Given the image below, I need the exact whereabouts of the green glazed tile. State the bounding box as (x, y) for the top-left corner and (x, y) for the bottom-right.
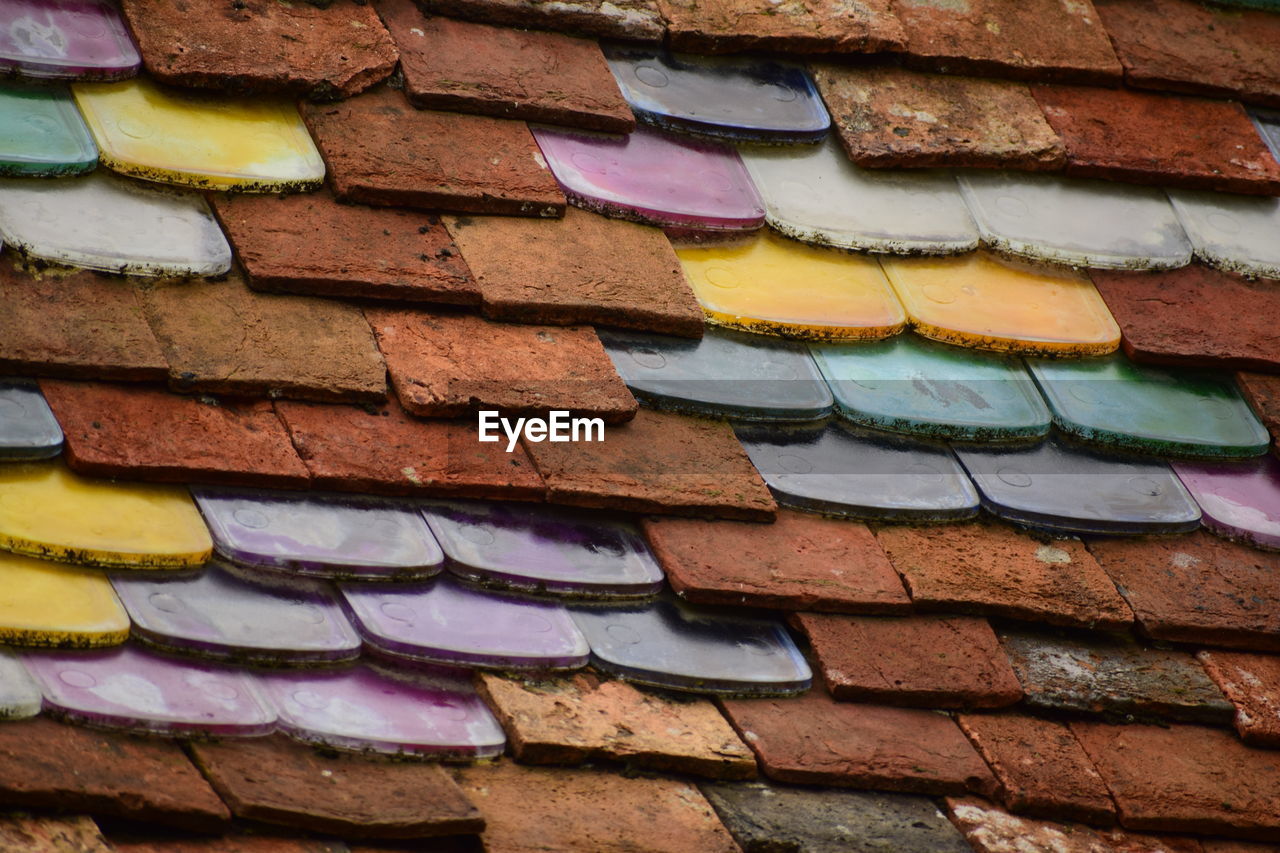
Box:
(811, 334), (1050, 441)
(1027, 354), (1270, 459)
(0, 85), (96, 177)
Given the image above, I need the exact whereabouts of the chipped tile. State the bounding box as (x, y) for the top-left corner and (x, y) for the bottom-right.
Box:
(192, 735), (483, 839)
(874, 522), (1133, 630)
(999, 628), (1233, 724)
(677, 231), (906, 341)
(0, 551), (128, 647)
(73, 78), (324, 192)
(892, 0), (1120, 83)
(138, 272), (387, 404)
(1089, 531), (1280, 651)
(1032, 85), (1280, 196)
(794, 613), (1022, 708)
(455, 762), (741, 852)
(0, 717), (230, 832)
(0, 814), (112, 853)
(369, 309), (636, 422)
(211, 188), (478, 305)
(302, 86), (564, 216)
(947, 797), (1205, 853)
(656, 0), (904, 54)
(523, 407), (776, 520)
(720, 687), (997, 796)
(1174, 456), (1280, 551)
(42, 380), (310, 488)
(956, 714), (1115, 824)
(0, 0), (140, 81)
(275, 398), (545, 500)
(0, 84), (96, 177)
(1167, 191), (1280, 281)
(643, 509), (910, 613)
(1199, 651), (1280, 748)
(0, 460), (211, 570)
(121, 0), (397, 99)
(417, 0), (664, 41)
(384, 1), (633, 133)
(1072, 721), (1280, 840)
(0, 263), (166, 382)
(701, 782), (972, 853)
(444, 207), (703, 336)
(0, 380), (63, 461)
(880, 252), (1120, 356)
(813, 64), (1064, 170)
(476, 670), (756, 778)
(1095, 266), (1280, 372)
(1094, 0), (1280, 108)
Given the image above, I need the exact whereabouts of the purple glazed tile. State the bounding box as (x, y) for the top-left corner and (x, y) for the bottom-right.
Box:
(111, 563), (361, 665)
(339, 575), (589, 671)
(256, 665), (506, 759)
(0, 0), (140, 81)
(1174, 456), (1280, 550)
(23, 644), (275, 736)
(530, 123), (765, 233)
(192, 487), (443, 581)
(419, 500), (664, 599)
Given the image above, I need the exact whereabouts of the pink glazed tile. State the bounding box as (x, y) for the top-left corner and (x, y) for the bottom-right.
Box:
(1174, 455), (1280, 550)
(531, 123), (764, 233)
(0, 0), (140, 81)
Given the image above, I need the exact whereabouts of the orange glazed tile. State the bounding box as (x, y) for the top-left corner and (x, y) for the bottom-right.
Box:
(879, 252), (1120, 356)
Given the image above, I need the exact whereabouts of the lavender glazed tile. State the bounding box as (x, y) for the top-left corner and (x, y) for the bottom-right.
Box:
(531, 123), (765, 233)
(570, 595), (812, 695)
(0, 0), (140, 81)
(1174, 455), (1280, 550)
(193, 487), (443, 581)
(420, 500), (664, 598)
(0, 379), (63, 460)
(111, 562), (361, 665)
(23, 644), (275, 736)
(255, 665), (506, 759)
(340, 575), (589, 671)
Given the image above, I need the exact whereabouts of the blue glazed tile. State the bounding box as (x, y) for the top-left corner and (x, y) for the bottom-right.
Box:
(0, 380), (63, 460)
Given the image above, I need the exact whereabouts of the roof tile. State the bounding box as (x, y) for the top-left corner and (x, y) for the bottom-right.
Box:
(1238, 372), (1280, 446)
(416, 0), (665, 41)
(42, 380), (310, 488)
(120, 0), (398, 99)
(476, 670), (757, 778)
(301, 86), (565, 216)
(657, 0), (905, 54)
(813, 64), (1064, 170)
(947, 797), (1207, 853)
(112, 837), (347, 853)
(0, 550), (129, 647)
(0, 815), (112, 853)
(1198, 650), (1280, 747)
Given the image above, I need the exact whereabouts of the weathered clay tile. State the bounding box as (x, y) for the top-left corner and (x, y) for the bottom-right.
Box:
(112, 838), (347, 853)
(0, 265), (167, 382)
(999, 627), (1234, 725)
(0, 814), (112, 853)
(957, 714), (1115, 825)
(475, 671), (756, 779)
(873, 522), (1133, 631)
(720, 687), (998, 796)
(642, 510), (911, 613)
(1093, 0), (1280, 109)
(191, 736), (483, 839)
(444, 208), (703, 337)
(1093, 266), (1280, 372)
(0, 718), (229, 832)
(1072, 721), (1280, 840)
(658, 0), (904, 54)
(120, 0), (398, 99)
(454, 762), (742, 852)
(137, 272), (387, 404)
(301, 86), (565, 216)
(212, 189), (479, 305)
(275, 397), (545, 499)
(890, 0), (1122, 84)
(414, 0), (665, 41)
(521, 407), (776, 520)
(813, 65), (1064, 170)
(41, 380), (310, 488)
(792, 612), (1022, 708)
(1088, 532), (1280, 651)
(367, 309), (637, 422)
(948, 797), (1208, 853)
(1032, 85), (1280, 196)
(381, 0), (633, 133)
(1198, 651), (1280, 747)
(1238, 372), (1280, 446)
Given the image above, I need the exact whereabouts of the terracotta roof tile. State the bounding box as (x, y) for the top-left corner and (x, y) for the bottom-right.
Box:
(1238, 372), (1280, 446)
(948, 797), (1208, 853)
(41, 380), (311, 488)
(112, 838), (348, 853)
(657, 0), (905, 54)
(1198, 650), (1280, 748)
(415, 0), (665, 41)
(0, 814), (112, 853)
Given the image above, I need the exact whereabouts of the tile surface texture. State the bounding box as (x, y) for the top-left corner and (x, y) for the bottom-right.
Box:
(1199, 651), (1280, 747)
(656, 0), (904, 54)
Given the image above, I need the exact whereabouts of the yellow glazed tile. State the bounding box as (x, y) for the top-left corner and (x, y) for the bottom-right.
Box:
(0, 551), (129, 647)
(676, 230), (907, 341)
(0, 461), (211, 570)
(72, 78), (324, 192)
(879, 251), (1122, 356)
